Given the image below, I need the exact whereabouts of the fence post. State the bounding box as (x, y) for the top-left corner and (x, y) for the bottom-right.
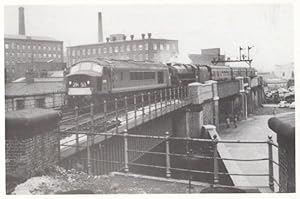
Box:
(165, 89), (168, 109)
(57, 130), (61, 163)
(148, 92), (151, 120)
(115, 98), (119, 134)
(86, 103), (93, 175)
(213, 135), (219, 186)
(104, 100), (107, 133)
(187, 149), (194, 193)
(165, 131), (171, 178)
(52, 93), (55, 108)
(125, 96), (128, 130)
(124, 130), (129, 173)
(173, 88), (176, 110)
(134, 95), (137, 127)
(268, 135), (274, 191)
(160, 90), (163, 115)
(75, 106), (79, 153)
(154, 91), (157, 118)
(141, 93), (144, 123)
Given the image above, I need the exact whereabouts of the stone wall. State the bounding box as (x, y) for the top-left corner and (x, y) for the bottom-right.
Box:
(6, 109), (60, 179)
(277, 136), (295, 192)
(6, 128), (59, 178)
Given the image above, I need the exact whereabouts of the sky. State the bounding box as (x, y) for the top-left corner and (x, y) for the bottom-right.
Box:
(4, 4), (294, 72)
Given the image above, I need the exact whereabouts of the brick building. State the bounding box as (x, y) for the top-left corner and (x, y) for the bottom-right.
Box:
(4, 34), (64, 82)
(189, 48), (225, 65)
(67, 33), (179, 66)
(4, 7), (65, 82)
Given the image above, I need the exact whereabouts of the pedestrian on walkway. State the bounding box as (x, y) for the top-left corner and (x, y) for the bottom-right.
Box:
(233, 114), (238, 128)
(226, 116), (230, 128)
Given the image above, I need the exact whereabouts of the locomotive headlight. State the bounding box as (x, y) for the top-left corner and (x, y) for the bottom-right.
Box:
(68, 81), (72, 85)
(87, 80), (90, 85)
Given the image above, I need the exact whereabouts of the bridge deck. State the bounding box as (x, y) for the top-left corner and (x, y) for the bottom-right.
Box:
(60, 99), (191, 159)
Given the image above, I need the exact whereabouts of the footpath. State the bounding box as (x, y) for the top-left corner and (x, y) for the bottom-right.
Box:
(217, 110), (294, 192)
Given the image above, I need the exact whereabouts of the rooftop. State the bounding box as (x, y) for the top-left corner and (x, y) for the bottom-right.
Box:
(5, 34), (61, 42)
(5, 81), (65, 97)
(68, 38), (178, 48)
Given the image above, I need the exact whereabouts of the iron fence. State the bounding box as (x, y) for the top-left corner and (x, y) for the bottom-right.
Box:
(59, 129), (280, 192)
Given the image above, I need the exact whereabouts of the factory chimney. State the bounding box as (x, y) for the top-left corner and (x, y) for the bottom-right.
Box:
(98, 12), (103, 42)
(19, 7), (25, 35)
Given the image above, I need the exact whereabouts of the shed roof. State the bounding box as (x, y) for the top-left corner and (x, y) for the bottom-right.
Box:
(5, 81), (65, 97)
(5, 34), (61, 42)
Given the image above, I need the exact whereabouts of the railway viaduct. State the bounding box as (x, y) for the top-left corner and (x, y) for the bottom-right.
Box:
(6, 76), (265, 189)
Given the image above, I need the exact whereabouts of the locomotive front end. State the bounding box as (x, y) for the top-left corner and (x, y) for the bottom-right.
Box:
(66, 61), (104, 107)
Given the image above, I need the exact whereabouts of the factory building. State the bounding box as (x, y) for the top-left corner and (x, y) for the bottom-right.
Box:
(4, 7), (65, 82)
(67, 12), (179, 66)
(189, 48), (225, 65)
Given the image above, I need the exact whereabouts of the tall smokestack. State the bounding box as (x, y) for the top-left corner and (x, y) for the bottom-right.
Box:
(19, 7), (25, 35)
(98, 12), (103, 43)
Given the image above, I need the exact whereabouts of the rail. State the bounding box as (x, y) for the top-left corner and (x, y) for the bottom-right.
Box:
(59, 131), (281, 192)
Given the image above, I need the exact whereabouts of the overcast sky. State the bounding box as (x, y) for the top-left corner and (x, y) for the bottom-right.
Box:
(4, 4), (293, 71)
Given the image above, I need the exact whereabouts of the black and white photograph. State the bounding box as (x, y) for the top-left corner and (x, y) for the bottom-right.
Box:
(2, 0), (296, 196)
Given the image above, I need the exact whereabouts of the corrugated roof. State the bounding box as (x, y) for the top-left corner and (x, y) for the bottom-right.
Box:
(5, 81), (65, 97)
(5, 34), (61, 42)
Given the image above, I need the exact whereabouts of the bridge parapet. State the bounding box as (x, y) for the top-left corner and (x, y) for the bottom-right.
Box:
(188, 82), (215, 105)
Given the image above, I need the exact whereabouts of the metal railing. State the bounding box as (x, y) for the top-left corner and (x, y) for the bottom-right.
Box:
(59, 86), (192, 148)
(59, 129), (280, 192)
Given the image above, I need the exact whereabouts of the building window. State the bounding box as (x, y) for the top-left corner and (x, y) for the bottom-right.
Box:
(48, 53), (52, 57)
(82, 49), (86, 56)
(120, 45), (124, 52)
(92, 48), (96, 54)
(57, 46), (61, 51)
(22, 45), (26, 49)
(109, 47), (112, 53)
(126, 45), (130, 52)
(53, 54), (56, 58)
(43, 53), (47, 57)
(138, 44), (143, 51)
(43, 46), (46, 50)
(87, 49), (91, 55)
(145, 43), (148, 50)
(153, 43), (157, 50)
(172, 44), (176, 50)
(72, 50), (75, 56)
(53, 46), (56, 50)
(103, 48), (107, 53)
(35, 98), (45, 108)
(98, 48), (101, 54)
(58, 54), (61, 58)
(5, 43), (9, 49)
(38, 45), (41, 50)
(16, 99), (25, 110)
(33, 45), (36, 50)
(160, 44), (164, 50)
(114, 46), (119, 53)
(77, 50), (80, 56)
(132, 44), (136, 51)
(166, 44), (170, 51)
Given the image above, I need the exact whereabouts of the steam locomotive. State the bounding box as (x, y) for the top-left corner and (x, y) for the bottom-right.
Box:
(66, 58), (257, 107)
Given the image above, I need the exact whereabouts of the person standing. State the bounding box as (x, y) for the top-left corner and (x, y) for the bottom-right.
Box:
(233, 114), (238, 128)
(226, 116), (230, 128)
